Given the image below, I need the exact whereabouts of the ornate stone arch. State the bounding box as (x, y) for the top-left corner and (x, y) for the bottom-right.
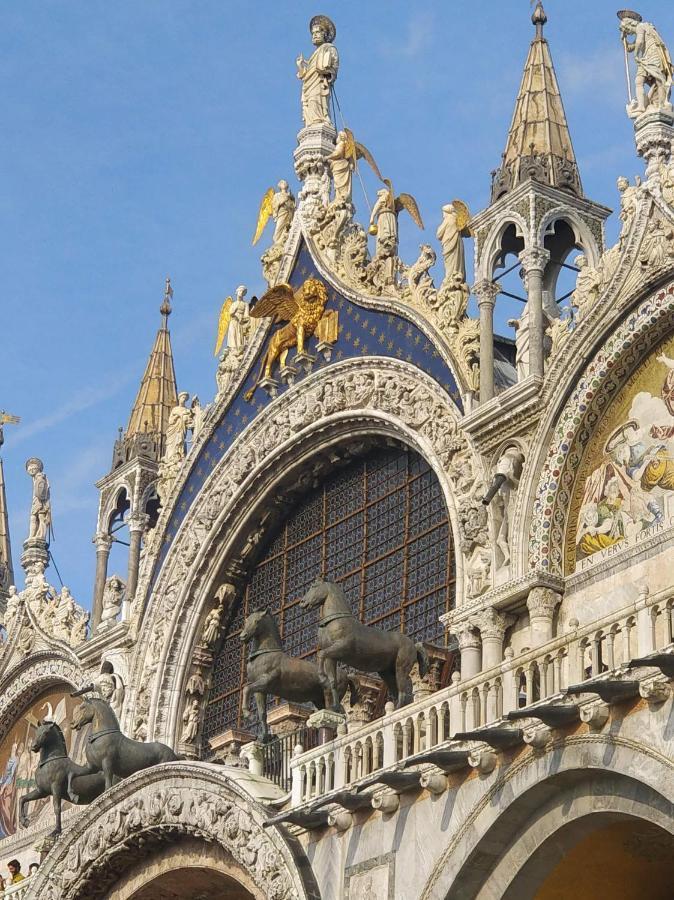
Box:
(475, 212), (529, 282)
(27, 762), (320, 900)
(0, 652), (85, 747)
(127, 358), (479, 743)
(522, 279), (674, 577)
(420, 734), (674, 899)
(537, 206), (602, 267)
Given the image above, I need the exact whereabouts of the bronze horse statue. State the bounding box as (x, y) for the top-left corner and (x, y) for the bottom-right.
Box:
(300, 579), (429, 710)
(240, 609), (357, 741)
(19, 720), (108, 835)
(69, 690), (179, 794)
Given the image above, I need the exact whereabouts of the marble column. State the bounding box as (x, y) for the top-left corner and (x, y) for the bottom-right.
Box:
(454, 623), (481, 680)
(474, 280), (499, 404)
(92, 532), (113, 630)
(126, 513), (148, 605)
(527, 586), (562, 647)
(518, 247), (549, 380)
(470, 608), (515, 670)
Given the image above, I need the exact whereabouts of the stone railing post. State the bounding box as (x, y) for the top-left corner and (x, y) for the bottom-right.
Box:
(454, 622), (482, 679)
(470, 608), (515, 670)
(92, 532), (113, 630)
(290, 744), (305, 806)
(527, 586), (562, 647)
(518, 247), (550, 380)
(474, 279), (499, 403)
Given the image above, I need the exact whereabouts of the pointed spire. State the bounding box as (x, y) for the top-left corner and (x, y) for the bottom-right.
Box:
(0, 457), (14, 598)
(491, 3), (582, 201)
(123, 278), (179, 460)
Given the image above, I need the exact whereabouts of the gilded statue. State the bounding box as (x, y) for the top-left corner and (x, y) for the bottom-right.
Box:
(369, 179), (424, 283)
(214, 285), (251, 357)
(244, 277), (330, 396)
(296, 15), (339, 127)
(252, 181), (296, 247)
(618, 11), (673, 113)
(437, 201), (471, 285)
(327, 129), (382, 205)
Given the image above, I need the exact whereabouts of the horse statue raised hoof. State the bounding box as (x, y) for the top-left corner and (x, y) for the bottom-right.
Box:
(19, 719), (109, 836)
(240, 609), (357, 742)
(69, 687), (180, 794)
(300, 578), (429, 710)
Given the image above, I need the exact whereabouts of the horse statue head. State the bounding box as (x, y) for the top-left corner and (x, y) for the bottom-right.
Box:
(71, 698), (95, 732)
(299, 577), (338, 611)
(240, 609), (270, 644)
(31, 720), (66, 754)
(240, 609), (283, 653)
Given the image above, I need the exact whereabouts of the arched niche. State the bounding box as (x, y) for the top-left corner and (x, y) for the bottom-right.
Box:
(204, 439), (456, 742)
(128, 359), (477, 745)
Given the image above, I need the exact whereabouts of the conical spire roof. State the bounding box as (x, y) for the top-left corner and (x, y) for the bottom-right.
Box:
(0, 457), (14, 596)
(124, 278), (178, 456)
(491, 3), (582, 201)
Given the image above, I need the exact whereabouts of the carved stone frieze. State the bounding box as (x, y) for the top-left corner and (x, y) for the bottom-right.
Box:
(28, 763), (316, 900)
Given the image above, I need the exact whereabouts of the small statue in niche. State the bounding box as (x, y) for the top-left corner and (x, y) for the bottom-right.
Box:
(482, 447), (525, 570)
(99, 575), (125, 631)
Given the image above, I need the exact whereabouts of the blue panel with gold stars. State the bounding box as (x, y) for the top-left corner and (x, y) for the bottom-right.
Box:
(152, 240), (461, 583)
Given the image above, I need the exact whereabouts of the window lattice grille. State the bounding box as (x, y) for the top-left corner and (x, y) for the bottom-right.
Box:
(204, 446), (454, 740)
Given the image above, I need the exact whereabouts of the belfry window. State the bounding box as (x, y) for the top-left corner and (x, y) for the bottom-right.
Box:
(204, 445), (455, 740)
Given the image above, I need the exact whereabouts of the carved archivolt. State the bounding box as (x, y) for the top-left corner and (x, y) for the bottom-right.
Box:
(0, 653), (85, 748)
(27, 762), (318, 900)
(128, 358), (482, 743)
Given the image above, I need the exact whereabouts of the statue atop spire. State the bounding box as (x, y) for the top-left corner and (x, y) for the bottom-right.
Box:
(160, 275), (173, 322)
(618, 10), (673, 117)
(296, 15), (339, 128)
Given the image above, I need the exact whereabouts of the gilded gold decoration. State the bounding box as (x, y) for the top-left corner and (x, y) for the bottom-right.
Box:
(452, 199), (472, 236)
(244, 277), (330, 399)
(316, 308), (339, 344)
(567, 332), (674, 573)
(252, 187), (274, 245)
(213, 296), (233, 357)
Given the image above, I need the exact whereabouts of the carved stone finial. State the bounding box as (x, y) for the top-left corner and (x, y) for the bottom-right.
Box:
(161, 276), (173, 320)
(532, 2), (547, 37)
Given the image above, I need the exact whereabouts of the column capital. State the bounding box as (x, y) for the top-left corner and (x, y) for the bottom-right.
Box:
(518, 247), (550, 274)
(469, 607), (515, 642)
(452, 621), (481, 652)
(526, 586), (562, 619)
(128, 513), (150, 534)
(473, 279), (499, 307)
(93, 532), (113, 552)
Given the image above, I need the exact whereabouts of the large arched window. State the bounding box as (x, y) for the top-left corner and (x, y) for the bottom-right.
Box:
(204, 444), (455, 740)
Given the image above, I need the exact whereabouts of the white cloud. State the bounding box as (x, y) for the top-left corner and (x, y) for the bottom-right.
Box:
(380, 12), (435, 60)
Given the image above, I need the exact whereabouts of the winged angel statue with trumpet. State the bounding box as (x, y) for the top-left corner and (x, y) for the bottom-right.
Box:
(244, 277), (330, 400)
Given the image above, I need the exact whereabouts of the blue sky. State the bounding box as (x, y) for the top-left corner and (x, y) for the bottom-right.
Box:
(1, 1), (667, 605)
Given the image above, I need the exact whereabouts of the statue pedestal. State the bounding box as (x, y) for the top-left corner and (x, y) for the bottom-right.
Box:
(307, 708), (347, 743)
(267, 702), (311, 738)
(21, 537), (49, 582)
(632, 107), (674, 179)
(294, 122), (336, 214)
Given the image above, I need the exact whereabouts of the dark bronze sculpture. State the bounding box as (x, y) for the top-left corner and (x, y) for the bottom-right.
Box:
(69, 689), (179, 792)
(299, 578), (429, 709)
(19, 720), (108, 835)
(240, 609), (356, 741)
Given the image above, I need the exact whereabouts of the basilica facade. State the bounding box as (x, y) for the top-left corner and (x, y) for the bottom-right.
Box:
(0, 5), (673, 898)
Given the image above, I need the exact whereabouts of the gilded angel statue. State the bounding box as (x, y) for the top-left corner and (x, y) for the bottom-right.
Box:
(244, 277), (330, 398)
(369, 179), (424, 282)
(327, 128), (383, 205)
(252, 180), (296, 247)
(213, 285), (251, 357)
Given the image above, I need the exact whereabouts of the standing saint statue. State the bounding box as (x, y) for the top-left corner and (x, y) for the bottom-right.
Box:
(619, 11), (673, 113)
(296, 15), (339, 127)
(163, 392), (193, 465)
(271, 181), (296, 244)
(25, 458), (51, 542)
(436, 202), (469, 285)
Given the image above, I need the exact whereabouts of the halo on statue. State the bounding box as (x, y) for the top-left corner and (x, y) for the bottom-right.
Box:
(310, 14), (336, 43)
(616, 9), (642, 22)
(452, 199), (472, 237)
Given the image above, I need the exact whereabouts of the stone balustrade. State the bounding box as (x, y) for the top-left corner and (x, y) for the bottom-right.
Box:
(288, 588), (674, 809)
(3, 877), (32, 898)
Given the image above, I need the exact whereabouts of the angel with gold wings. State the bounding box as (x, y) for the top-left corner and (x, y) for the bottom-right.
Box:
(369, 179), (424, 280)
(327, 128), (383, 205)
(437, 200), (471, 284)
(252, 180), (296, 247)
(213, 285), (251, 358)
(244, 277), (329, 399)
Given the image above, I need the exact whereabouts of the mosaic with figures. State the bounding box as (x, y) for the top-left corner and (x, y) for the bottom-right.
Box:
(204, 445), (454, 739)
(567, 332), (674, 574)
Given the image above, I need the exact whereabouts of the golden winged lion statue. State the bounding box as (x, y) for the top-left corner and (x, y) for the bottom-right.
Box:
(244, 277), (329, 401)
